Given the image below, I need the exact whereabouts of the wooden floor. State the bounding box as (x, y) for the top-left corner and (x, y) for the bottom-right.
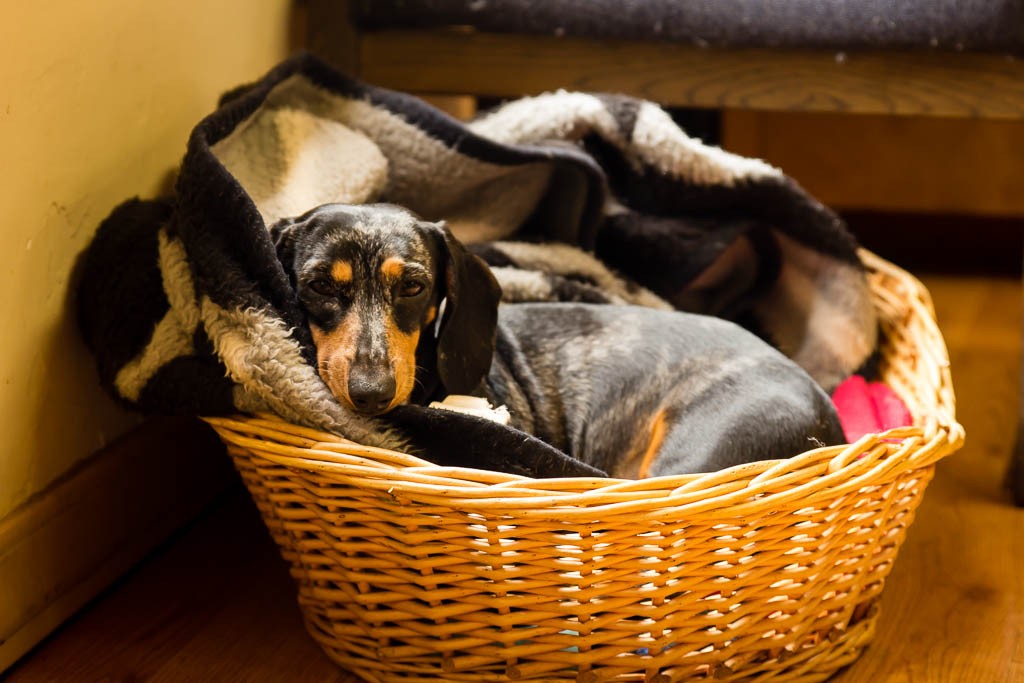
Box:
(5, 272), (1023, 683)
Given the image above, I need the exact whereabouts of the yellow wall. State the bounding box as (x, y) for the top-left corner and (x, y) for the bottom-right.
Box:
(0, 1), (295, 520)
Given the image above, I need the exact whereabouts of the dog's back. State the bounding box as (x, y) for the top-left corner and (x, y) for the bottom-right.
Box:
(487, 303), (844, 477)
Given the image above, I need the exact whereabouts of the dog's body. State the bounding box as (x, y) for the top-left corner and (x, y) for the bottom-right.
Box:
(490, 304), (841, 477)
(272, 203), (844, 477)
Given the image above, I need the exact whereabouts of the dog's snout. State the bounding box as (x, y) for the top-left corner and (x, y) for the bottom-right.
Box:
(348, 369), (397, 414)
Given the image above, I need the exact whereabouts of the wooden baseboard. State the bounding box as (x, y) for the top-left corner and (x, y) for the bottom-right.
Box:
(0, 416), (234, 673)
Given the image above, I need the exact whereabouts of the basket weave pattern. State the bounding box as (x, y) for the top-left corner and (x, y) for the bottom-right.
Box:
(206, 252), (963, 682)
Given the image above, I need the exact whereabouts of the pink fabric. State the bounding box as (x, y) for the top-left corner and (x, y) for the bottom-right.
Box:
(831, 375), (913, 442)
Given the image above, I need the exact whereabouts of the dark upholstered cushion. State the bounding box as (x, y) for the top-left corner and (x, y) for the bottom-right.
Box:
(352, 0), (1024, 52)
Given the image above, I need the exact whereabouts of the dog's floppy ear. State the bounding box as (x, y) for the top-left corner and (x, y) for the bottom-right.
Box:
(429, 221), (502, 395)
(268, 217), (302, 285)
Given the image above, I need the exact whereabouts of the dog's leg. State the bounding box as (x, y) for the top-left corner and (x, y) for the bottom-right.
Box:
(641, 386), (843, 478)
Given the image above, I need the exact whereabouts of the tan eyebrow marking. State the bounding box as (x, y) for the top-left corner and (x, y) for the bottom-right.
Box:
(331, 260), (352, 283)
(381, 257), (406, 280)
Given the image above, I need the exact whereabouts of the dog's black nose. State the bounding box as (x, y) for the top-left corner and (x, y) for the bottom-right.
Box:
(348, 373), (397, 414)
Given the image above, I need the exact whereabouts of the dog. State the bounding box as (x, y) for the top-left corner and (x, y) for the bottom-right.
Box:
(271, 203), (845, 478)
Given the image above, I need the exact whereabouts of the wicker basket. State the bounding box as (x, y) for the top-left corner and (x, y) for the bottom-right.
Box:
(205, 251), (963, 683)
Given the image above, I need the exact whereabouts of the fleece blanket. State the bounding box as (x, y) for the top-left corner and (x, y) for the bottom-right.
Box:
(77, 53), (877, 476)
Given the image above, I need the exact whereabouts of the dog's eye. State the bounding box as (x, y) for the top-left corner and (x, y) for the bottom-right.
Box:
(307, 279), (336, 296)
(397, 280), (425, 298)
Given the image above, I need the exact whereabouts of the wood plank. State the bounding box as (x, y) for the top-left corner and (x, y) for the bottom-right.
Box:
(723, 111), (1024, 215)
(3, 490), (355, 683)
(0, 417), (233, 674)
(1015, 251), (1024, 506)
(419, 94), (478, 121)
(307, 0), (359, 75)
(358, 29), (1024, 119)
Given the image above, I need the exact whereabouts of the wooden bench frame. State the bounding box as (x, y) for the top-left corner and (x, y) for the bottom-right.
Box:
(309, 3), (1024, 119)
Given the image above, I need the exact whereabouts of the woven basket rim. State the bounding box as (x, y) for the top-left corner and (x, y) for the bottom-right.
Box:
(204, 250), (964, 517)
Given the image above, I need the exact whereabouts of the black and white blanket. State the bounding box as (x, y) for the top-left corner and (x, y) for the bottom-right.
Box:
(77, 53), (876, 477)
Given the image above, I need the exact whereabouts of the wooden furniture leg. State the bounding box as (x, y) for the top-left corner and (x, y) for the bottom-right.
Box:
(1012, 248), (1024, 505)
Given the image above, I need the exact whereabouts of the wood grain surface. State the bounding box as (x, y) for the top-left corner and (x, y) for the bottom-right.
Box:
(355, 30), (1024, 120)
(0, 416), (233, 675)
(4, 273), (1022, 682)
(4, 488), (357, 683)
(723, 112), (1024, 216)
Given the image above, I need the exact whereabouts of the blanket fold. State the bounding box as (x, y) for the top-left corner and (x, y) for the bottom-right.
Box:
(77, 53), (877, 477)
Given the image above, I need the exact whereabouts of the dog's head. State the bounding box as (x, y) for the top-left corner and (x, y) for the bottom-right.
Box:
(271, 203), (501, 415)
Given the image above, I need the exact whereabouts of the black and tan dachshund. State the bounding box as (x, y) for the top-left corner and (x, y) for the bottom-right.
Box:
(271, 203), (845, 478)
